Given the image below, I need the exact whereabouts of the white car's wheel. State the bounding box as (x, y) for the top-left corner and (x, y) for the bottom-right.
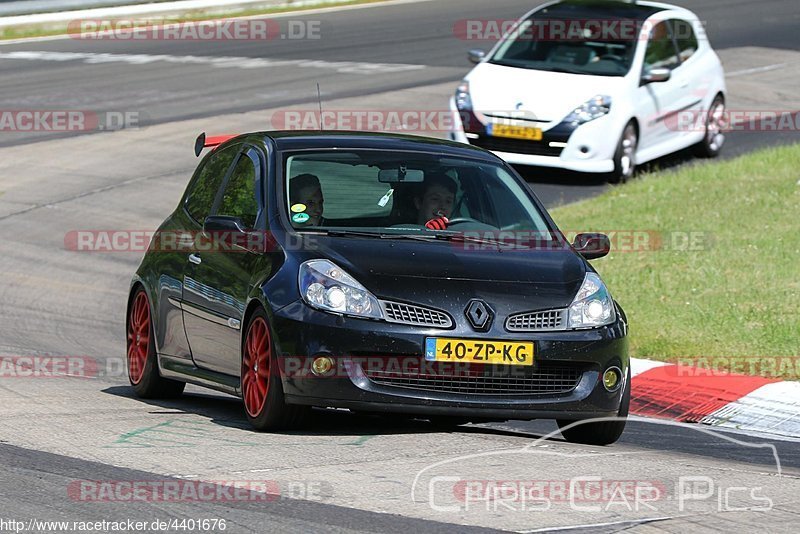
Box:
(694, 95), (726, 158)
(607, 121), (638, 184)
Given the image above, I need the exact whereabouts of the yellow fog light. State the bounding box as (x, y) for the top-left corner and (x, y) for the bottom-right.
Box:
(311, 356), (334, 376)
(603, 367), (621, 391)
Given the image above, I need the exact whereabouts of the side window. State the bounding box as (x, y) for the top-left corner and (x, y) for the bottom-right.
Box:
(672, 19), (698, 62)
(643, 21), (680, 71)
(185, 146), (238, 224)
(218, 150), (259, 229)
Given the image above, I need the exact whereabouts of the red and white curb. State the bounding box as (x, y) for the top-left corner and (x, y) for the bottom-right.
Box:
(630, 358), (800, 439)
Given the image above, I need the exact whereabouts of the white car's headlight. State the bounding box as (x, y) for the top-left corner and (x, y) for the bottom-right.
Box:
(299, 259), (383, 319)
(455, 81), (472, 111)
(567, 272), (616, 328)
(564, 95), (612, 125)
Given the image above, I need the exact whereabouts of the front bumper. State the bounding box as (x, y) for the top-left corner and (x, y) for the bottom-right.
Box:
(448, 97), (617, 174)
(272, 301), (629, 421)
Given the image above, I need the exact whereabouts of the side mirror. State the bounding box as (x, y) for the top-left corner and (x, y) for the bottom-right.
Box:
(203, 215), (246, 235)
(468, 49), (486, 64)
(573, 232), (610, 260)
(641, 67), (671, 84)
(203, 215), (273, 253)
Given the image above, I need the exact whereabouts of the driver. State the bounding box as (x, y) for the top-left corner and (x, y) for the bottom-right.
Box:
(415, 173), (457, 227)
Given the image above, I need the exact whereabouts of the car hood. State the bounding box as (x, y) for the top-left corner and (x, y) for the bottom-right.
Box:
(466, 62), (626, 123)
(303, 236), (587, 310)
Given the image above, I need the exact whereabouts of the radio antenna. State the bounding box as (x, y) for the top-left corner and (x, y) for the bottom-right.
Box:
(316, 83), (323, 131)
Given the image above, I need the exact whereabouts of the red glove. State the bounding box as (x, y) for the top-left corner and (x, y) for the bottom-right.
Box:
(425, 216), (449, 231)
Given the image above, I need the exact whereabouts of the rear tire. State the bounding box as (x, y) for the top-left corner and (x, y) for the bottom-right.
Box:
(693, 95), (726, 158)
(607, 121), (638, 184)
(127, 288), (185, 399)
(557, 367), (630, 446)
(241, 308), (308, 431)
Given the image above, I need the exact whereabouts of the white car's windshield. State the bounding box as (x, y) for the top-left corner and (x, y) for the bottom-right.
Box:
(284, 150), (554, 243)
(490, 16), (638, 77)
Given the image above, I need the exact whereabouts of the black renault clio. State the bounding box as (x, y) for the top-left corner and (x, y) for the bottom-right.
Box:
(127, 131), (629, 445)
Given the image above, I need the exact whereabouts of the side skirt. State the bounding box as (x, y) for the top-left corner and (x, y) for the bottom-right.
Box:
(158, 354), (241, 397)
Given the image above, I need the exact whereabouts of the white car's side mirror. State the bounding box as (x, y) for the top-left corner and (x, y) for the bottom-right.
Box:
(641, 67), (672, 84)
(468, 49), (486, 64)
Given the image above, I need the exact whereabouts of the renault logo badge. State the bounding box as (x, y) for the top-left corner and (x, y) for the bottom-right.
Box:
(465, 300), (493, 331)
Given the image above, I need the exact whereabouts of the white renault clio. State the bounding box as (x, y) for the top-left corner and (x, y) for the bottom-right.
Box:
(449, 0), (727, 183)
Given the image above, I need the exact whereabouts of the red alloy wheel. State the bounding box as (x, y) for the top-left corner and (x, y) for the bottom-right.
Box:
(242, 316), (271, 418)
(127, 291), (150, 385)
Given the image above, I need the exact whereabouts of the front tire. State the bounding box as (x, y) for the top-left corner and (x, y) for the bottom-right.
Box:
(607, 121), (638, 184)
(693, 95), (726, 158)
(557, 367), (630, 446)
(127, 288), (185, 398)
(241, 308), (307, 431)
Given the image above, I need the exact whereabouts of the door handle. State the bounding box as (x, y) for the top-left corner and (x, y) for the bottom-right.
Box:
(188, 253), (202, 265)
(679, 79), (689, 88)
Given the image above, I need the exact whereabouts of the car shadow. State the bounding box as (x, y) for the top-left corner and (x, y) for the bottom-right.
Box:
(101, 385), (557, 442)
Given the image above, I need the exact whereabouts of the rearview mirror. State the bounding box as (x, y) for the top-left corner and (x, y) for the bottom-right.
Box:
(641, 67), (671, 84)
(573, 232), (610, 260)
(468, 49), (486, 64)
(378, 168), (425, 183)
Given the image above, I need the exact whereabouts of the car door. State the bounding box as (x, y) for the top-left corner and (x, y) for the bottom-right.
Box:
(635, 20), (684, 152)
(667, 18), (706, 140)
(181, 146), (267, 376)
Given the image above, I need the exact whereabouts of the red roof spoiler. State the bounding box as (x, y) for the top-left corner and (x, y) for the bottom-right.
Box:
(194, 132), (237, 157)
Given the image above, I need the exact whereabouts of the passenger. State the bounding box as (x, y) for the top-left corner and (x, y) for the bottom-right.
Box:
(289, 173), (324, 226)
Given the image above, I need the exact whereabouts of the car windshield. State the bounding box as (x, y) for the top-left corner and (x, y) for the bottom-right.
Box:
(489, 15), (639, 77)
(283, 150), (555, 245)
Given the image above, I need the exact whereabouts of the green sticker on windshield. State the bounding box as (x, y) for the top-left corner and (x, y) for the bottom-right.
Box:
(292, 213), (310, 224)
(291, 203), (307, 213)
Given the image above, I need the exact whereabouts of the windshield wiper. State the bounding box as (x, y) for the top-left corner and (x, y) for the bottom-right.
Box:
(322, 229), (532, 251)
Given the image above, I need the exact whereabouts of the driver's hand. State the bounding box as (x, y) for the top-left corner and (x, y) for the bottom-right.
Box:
(425, 216), (449, 231)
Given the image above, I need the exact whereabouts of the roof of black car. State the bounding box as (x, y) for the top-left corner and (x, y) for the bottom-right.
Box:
(538, 0), (668, 21)
(259, 130), (503, 161)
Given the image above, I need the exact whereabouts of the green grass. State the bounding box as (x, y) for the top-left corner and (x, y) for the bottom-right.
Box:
(550, 144), (800, 376)
(0, 0), (386, 40)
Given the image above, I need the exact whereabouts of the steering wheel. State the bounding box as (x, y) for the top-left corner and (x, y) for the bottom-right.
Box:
(598, 54), (624, 61)
(442, 217), (483, 227)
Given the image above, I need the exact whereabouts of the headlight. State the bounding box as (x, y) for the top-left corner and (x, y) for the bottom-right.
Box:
(564, 95), (612, 125)
(455, 81), (472, 111)
(299, 259), (383, 320)
(567, 272), (616, 328)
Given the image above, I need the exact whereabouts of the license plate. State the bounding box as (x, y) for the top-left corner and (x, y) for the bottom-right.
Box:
(425, 338), (534, 366)
(490, 123), (543, 141)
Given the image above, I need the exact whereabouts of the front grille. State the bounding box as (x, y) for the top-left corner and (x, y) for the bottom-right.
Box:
(506, 309), (567, 332)
(380, 300), (453, 328)
(363, 361), (585, 396)
(470, 135), (564, 157)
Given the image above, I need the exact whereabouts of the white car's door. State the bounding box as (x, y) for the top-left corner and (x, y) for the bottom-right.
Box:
(634, 20), (685, 156)
(666, 18), (708, 141)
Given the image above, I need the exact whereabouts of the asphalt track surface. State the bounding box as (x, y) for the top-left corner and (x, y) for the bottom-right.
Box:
(0, 0), (799, 532)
